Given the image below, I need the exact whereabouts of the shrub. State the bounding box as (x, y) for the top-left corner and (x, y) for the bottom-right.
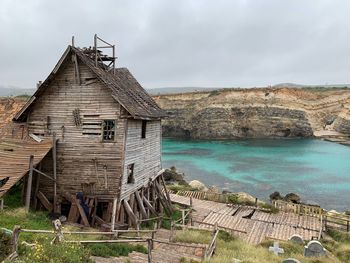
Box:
(18, 241), (92, 263)
(0, 230), (12, 261)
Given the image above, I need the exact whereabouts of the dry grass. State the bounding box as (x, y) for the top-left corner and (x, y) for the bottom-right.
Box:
(175, 229), (343, 263)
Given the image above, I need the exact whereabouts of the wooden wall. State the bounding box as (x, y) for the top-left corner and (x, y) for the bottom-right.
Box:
(27, 57), (125, 200)
(120, 120), (162, 200)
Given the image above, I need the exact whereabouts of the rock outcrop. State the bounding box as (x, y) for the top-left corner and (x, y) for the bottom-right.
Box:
(154, 87), (350, 139)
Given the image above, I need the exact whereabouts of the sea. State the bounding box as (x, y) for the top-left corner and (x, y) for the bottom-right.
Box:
(162, 138), (350, 212)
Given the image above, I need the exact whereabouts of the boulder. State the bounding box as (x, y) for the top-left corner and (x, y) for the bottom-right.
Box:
(189, 180), (208, 191)
(163, 167), (185, 183)
(269, 191), (283, 201)
(207, 185), (220, 194)
(236, 192), (256, 203)
(284, 193), (301, 204)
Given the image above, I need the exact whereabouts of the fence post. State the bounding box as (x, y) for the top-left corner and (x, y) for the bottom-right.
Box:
(52, 219), (64, 244)
(11, 225), (21, 254)
(169, 221), (174, 242)
(147, 239), (153, 263)
(182, 209), (185, 227)
(347, 220), (349, 232)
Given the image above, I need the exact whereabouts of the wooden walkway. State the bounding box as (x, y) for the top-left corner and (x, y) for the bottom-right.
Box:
(170, 193), (321, 244)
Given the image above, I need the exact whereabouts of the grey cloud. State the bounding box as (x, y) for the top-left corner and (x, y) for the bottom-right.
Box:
(0, 0), (350, 89)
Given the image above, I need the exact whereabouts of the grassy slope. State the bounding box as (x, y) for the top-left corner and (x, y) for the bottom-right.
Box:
(175, 229), (345, 263)
(0, 187), (149, 262)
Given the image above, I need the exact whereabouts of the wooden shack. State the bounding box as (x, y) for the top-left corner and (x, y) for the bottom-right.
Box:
(0, 36), (171, 229)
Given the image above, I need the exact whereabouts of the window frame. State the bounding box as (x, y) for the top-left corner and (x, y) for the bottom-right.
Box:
(102, 119), (116, 142)
(141, 120), (147, 139)
(126, 163), (135, 184)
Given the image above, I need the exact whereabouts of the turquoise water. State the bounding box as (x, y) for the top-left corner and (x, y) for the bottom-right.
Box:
(162, 138), (350, 211)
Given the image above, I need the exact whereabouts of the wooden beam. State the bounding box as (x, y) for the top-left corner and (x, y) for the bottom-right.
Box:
(154, 181), (172, 215)
(25, 155), (34, 213)
(68, 202), (79, 222)
(135, 190), (148, 219)
(52, 133), (57, 213)
(37, 191), (53, 212)
(111, 198), (118, 231)
(160, 174), (173, 212)
(123, 200), (138, 228)
(33, 167), (41, 209)
(75, 198), (90, 227)
(143, 196), (157, 216)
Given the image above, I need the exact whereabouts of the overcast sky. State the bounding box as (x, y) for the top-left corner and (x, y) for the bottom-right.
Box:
(0, 0), (350, 90)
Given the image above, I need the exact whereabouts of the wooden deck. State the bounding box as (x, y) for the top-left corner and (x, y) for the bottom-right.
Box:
(170, 193), (321, 244)
(0, 138), (53, 198)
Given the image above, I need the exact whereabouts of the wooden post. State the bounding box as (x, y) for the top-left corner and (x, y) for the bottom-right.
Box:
(0, 198), (3, 211)
(135, 190), (148, 219)
(52, 133), (57, 213)
(147, 239), (152, 263)
(111, 198), (118, 231)
(347, 220), (349, 232)
(11, 226), (21, 254)
(182, 209), (185, 226)
(33, 162), (42, 209)
(123, 200), (138, 228)
(25, 155), (34, 213)
(160, 174), (173, 212)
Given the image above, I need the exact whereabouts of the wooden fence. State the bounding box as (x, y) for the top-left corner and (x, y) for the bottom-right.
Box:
(324, 214), (350, 232)
(5, 221), (157, 262)
(272, 199), (324, 217)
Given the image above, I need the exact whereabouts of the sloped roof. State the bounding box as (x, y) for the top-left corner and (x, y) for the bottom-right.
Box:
(14, 46), (166, 121)
(0, 138), (53, 198)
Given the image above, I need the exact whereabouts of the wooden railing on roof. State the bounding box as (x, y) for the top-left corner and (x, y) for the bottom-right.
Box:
(272, 199), (324, 217)
(176, 190), (229, 203)
(324, 214), (350, 232)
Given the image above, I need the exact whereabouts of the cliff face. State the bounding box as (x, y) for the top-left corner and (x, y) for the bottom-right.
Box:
(154, 88), (350, 139)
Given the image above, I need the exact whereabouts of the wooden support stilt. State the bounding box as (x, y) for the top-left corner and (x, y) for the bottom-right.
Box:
(154, 181), (171, 215)
(0, 198), (4, 211)
(75, 198), (90, 227)
(33, 162), (42, 209)
(135, 190), (148, 219)
(111, 198), (118, 231)
(25, 155), (34, 213)
(52, 133), (57, 213)
(128, 194), (135, 225)
(160, 174), (173, 212)
(37, 191), (53, 212)
(123, 200), (138, 228)
(143, 196), (157, 216)
(119, 203), (125, 223)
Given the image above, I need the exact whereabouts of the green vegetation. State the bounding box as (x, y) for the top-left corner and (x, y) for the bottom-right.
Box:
(87, 243), (147, 257)
(0, 204), (148, 262)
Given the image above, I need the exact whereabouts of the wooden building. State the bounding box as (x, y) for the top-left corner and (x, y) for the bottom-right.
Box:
(0, 36), (172, 229)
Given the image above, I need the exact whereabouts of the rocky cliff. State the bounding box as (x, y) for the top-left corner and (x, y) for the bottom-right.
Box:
(153, 87), (350, 140)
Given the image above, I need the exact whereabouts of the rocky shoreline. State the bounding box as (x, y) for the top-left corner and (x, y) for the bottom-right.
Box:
(163, 166), (350, 215)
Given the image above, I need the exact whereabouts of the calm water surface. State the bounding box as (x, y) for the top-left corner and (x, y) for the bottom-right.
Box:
(162, 138), (350, 211)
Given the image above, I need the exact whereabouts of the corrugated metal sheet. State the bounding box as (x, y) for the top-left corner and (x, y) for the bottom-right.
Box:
(0, 138), (53, 198)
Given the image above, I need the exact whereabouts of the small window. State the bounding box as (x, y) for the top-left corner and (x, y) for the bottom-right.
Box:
(103, 120), (115, 141)
(127, 164), (135, 184)
(141, 120), (147, 139)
